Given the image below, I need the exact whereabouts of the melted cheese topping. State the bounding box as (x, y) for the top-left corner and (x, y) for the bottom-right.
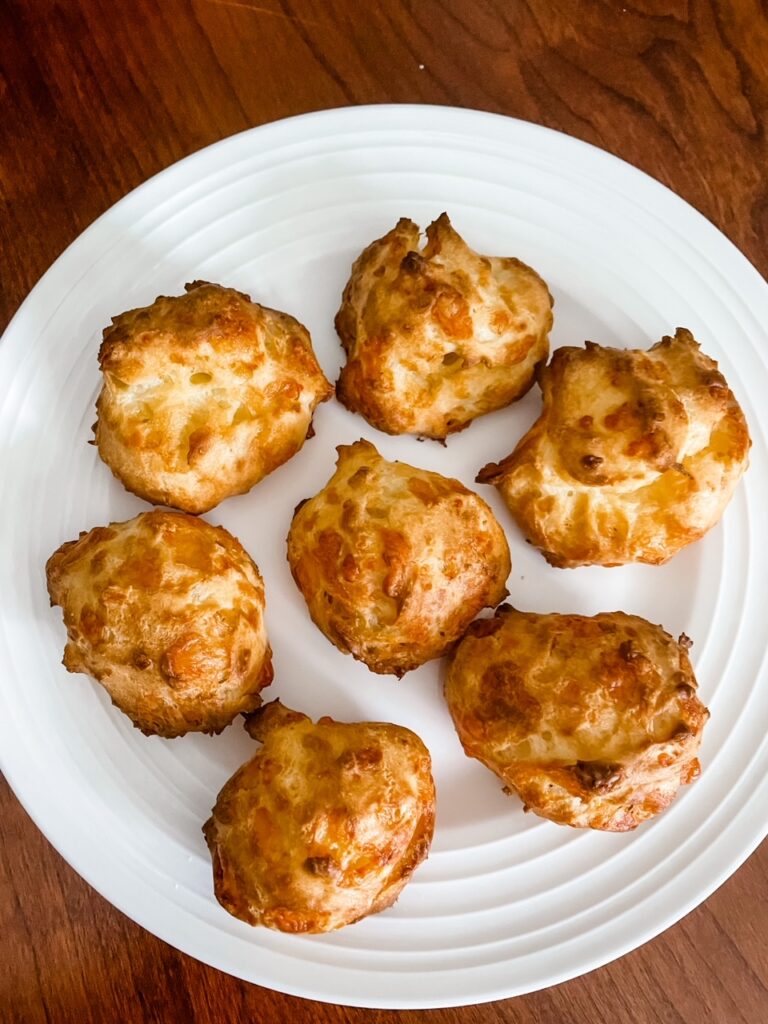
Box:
(478, 329), (750, 566)
(46, 510), (272, 737)
(95, 281), (332, 513)
(203, 701), (435, 932)
(336, 214), (552, 439)
(446, 606), (709, 831)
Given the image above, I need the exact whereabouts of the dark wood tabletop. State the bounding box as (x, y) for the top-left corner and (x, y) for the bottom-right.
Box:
(2, 1), (767, 1021)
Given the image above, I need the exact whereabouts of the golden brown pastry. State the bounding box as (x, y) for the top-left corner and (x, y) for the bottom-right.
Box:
(335, 213), (552, 439)
(287, 439), (511, 676)
(94, 281), (333, 514)
(477, 329), (750, 567)
(45, 510), (272, 737)
(445, 606), (709, 831)
(203, 700), (435, 932)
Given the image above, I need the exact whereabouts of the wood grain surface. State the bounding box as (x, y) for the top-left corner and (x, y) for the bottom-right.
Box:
(1, 1), (767, 1021)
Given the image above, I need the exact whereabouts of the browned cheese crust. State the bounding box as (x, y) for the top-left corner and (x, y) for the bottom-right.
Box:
(286, 439), (511, 676)
(203, 700), (436, 933)
(335, 213), (553, 439)
(477, 329), (750, 567)
(95, 281), (333, 513)
(45, 510), (273, 737)
(445, 606), (709, 831)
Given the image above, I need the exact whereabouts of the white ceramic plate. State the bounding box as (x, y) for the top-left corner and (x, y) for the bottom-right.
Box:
(1, 105), (767, 1009)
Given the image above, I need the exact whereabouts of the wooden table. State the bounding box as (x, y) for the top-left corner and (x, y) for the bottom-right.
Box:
(2, 1), (767, 1021)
